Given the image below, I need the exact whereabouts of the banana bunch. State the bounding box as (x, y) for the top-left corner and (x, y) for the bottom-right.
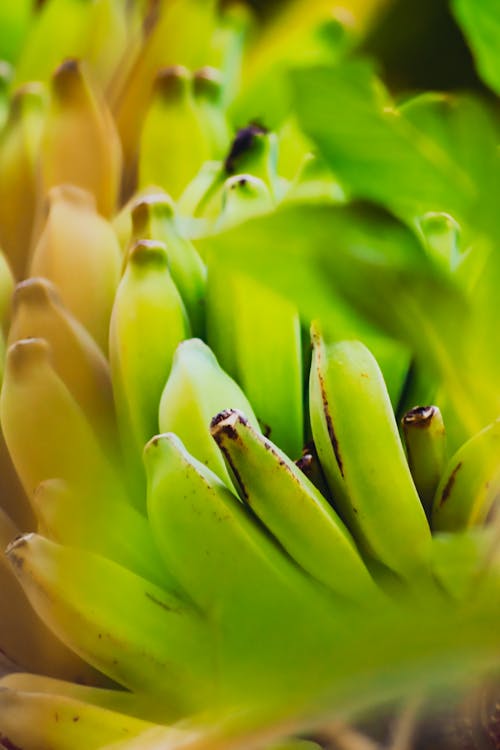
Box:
(0, 2), (498, 750)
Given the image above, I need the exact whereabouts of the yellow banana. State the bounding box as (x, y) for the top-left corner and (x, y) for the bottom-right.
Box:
(309, 327), (432, 580)
(39, 58), (122, 218)
(9, 277), (117, 452)
(6, 533), (213, 708)
(0, 83), (47, 279)
(193, 67), (230, 159)
(29, 185), (122, 352)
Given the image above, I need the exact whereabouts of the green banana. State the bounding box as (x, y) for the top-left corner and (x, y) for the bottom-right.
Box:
(31, 478), (171, 591)
(402, 405), (446, 518)
(223, 124), (281, 201)
(215, 174), (273, 228)
(193, 66), (230, 159)
(0, 685), (155, 750)
(39, 58), (122, 218)
(0, 61), (12, 129)
(6, 533), (212, 709)
(29, 185), (122, 353)
(206, 264), (304, 457)
(432, 419), (500, 532)
(210, 409), (379, 602)
(158, 338), (260, 488)
(0, 82), (47, 279)
(0, 249), (14, 333)
(109, 239), (190, 506)
(139, 65), (210, 199)
(130, 194), (206, 336)
(309, 326), (432, 580)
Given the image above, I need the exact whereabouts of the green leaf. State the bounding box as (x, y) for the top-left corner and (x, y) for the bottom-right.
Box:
(291, 62), (499, 238)
(452, 0), (500, 95)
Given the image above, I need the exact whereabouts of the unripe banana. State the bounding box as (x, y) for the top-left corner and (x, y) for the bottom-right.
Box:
(9, 277), (117, 452)
(0, 508), (100, 683)
(0, 249), (15, 333)
(402, 405), (446, 518)
(32, 479), (170, 591)
(39, 58), (122, 218)
(432, 420), (500, 532)
(159, 338), (259, 487)
(193, 67), (230, 158)
(84, 0), (129, 88)
(145, 432), (312, 613)
(0, 685), (155, 750)
(224, 124), (280, 200)
(139, 66), (210, 199)
(215, 173), (273, 228)
(210, 409), (379, 602)
(206, 243), (303, 458)
(0, 673), (175, 724)
(109, 239), (190, 506)
(6, 534), (213, 708)
(0, 338), (122, 501)
(309, 327), (432, 580)
(13, 0), (92, 87)
(29, 185), (122, 352)
(131, 194), (207, 336)
(0, 83), (47, 279)
(177, 159), (224, 218)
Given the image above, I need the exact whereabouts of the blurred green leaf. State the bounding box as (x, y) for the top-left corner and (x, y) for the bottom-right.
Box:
(452, 0), (500, 95)
(0, 0), (32, 64)
(291, 62), (499, 239)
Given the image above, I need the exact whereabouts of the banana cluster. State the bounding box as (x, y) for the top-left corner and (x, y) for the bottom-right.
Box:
(0, 2), (498, 750)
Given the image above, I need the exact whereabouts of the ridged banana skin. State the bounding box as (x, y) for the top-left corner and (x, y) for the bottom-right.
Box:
(210, 410), (379, 602)
(109, 240), (190, 507)
(309, 332), (432, 579)
(29, 185), (122, 353)
(6, 534), (213, 709)
(432, 420), (500, 532)
(0, 686), (155, 750)
(131, 194), (207, 337)
(40, 58), (122, 218)
(159, 338), (260, 489)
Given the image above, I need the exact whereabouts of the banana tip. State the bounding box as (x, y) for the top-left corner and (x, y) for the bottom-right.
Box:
(210, 409), (248, 440)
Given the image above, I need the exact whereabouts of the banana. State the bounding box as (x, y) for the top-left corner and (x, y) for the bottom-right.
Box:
(158, 338), (259, 488)
(193, 67), (230, 159)
(0, 673), (175, 724)
(401, 405), (446, 518)
(177, 159), (224, 219)
(39, 58), (122, 218)
(0, 61), (12, 129)
(223, 124), (281, 201)
(13, 0), (93, 87)
(84, 0), (129, 89)
(0, 250), (14, 334)
(309, 326), (432, 580)
(209, 409), (379, 602)
(205, 246), (303, 459)
(6, 533), (213, 708)
(432, 419), (500, 532)
(32, 478), (171, 591)
(0, 82), (47, 279)
(130, 194), (207, 336)
(0, 508), (101, 683)
(112, 0), (218, 179)
(109, 239), (190, 506)
(139, 66), (210, 200)
(0, 337), (123, 501)
(29, 185), (122, 352)
(215, 174), (273, 228)
(0, 684), (155, 750)
(8, 277), (117, 453)
(144, 431), (349, 709)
